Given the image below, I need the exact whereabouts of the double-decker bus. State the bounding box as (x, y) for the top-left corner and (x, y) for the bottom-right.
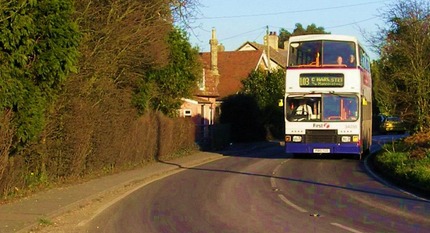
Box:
(284, 34), (372, 159)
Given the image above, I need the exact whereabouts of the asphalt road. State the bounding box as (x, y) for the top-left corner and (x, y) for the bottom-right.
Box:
(83, 137), (430, 233)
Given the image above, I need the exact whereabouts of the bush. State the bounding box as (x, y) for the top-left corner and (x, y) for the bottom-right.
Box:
(0, 0), (80, 149)
(375, 142), (430, 193)
(0, 76), (198, 201)
(220, 94), (266, 143)
(0, 110), (13, 178)
(0, 0), (201, 202)
(403, 130), (430, 159)
(240, 69), (285, 140)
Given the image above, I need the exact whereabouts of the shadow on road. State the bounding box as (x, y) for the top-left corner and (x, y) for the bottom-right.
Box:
(158, 157), (430, 204)
(214, 141), (288, 159)
(160, 135), (429, 203)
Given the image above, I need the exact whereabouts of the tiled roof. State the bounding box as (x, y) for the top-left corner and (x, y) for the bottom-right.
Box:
(200, 50), (264, 99)
(237, 41), (288, 68)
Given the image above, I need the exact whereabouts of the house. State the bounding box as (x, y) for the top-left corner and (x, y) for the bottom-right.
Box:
(180, 27), (273, 116)
(236, 31), (288, 69)
(179, 28), (220, 119)
(200, 48), (270, 100)
(199, 28), (275, 101)
(180, 28), (284, 146)
(179, 29), (220, 145)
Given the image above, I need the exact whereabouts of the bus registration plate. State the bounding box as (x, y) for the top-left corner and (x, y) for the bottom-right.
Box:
(313, 148), (330, 153)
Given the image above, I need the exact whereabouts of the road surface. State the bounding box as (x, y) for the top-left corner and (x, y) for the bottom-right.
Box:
(83, 136), (430, 233)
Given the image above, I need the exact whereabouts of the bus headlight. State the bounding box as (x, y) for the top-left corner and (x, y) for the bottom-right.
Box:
(292, 135), (302, 142)
(341, 135), (359, 143)
(352, 136), (359, 142)
(341, 136), (351, 142)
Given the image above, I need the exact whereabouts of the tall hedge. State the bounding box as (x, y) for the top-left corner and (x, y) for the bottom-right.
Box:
(134, 27), (201, 116)
(0, 0), (80, 148)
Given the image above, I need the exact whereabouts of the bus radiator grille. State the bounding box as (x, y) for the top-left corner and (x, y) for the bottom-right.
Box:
(305, 130), (338, 143)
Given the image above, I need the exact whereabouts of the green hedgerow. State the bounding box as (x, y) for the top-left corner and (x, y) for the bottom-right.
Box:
(376, 143), (430, 193)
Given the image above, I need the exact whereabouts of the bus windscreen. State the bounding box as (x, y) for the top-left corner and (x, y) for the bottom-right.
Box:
(286, 94), (358, 122)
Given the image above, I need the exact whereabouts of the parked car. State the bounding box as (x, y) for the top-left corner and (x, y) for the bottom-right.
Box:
(378, 114), (407, 134)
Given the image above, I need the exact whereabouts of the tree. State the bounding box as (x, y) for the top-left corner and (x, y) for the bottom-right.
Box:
(241, 70), (284, 110)
(170, 0), (201, 28)
(0, 0), (80, 147)
(241, 69), (285, 139)
(73, 0), (172, 87)
(278, 23), (329, 48)
(134, 27), (202, 116)
(371, 0), (430, 132)
(371, 60), (398, 115)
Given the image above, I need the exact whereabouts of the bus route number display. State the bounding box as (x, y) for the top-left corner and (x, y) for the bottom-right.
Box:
(299, 74), (344, 87)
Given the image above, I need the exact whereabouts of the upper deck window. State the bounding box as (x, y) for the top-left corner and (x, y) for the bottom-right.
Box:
(289, 40), (356, 68)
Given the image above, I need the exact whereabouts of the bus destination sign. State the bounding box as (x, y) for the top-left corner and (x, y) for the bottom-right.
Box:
(299, 73), (344, 87)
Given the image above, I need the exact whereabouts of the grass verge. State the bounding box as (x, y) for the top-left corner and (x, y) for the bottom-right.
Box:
(372, 143), (430, 197)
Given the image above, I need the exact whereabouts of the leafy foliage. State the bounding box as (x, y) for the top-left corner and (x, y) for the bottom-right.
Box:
(240, 69), (285, 139)
(371, 0), (430, 132)
(278, 23), (329, 49)
(0, 110), (14, 178)
(0, 0), (80, 147)
(370, 0), (430, 198)
(403, 130), (430, 159)
(376, 143), (430, 192)
(371, 60), (398, 115)
(241, 70), (284, 109)
(0, 0), (204, 200)
(134, 27), (201, 116)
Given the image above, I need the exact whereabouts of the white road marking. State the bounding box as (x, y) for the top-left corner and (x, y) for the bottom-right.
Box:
(272, 159), (308, 213)
(331, 222), (364, 233)
(278, 194), (308, 213)
(271, 161), (284, 189)
(273, 163), (283, 174)
(270, 177), (277, 188)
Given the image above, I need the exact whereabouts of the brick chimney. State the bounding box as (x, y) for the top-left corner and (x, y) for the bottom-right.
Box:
(284, 40), (289, 50)
(218, 44), (225, 52)
(264, 31), (279, 51)
(209, 28), (219, 76)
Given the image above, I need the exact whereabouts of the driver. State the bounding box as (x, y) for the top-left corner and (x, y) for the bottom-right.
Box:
(296, 100), (313, 116)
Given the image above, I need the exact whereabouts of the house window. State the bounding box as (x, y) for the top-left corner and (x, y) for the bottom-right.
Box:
(184, 109), (192, 117)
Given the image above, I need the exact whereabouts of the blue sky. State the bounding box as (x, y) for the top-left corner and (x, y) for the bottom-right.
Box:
(186, 0), (396, 59)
